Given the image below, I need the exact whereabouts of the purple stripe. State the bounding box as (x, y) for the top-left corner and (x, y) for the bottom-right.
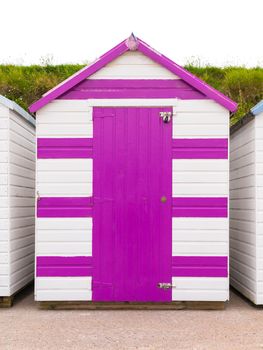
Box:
(59, 89), (206, 100)
(172, 197), (228, 218)
(172, 139), (228, 159)
(37, 138), (93, 159)
(37, 256), (92, 277)
(172, 256), (228, 277)
(37, 197), (93, 218)
(59, 79), (206, 100)
(73, 79), (195, 89)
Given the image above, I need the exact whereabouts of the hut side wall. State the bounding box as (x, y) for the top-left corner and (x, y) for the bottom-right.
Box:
(8, 110), (35, 295)
(0, 104), (9, 296)
(255, 112), (263, 304)
(230, 120), (257, 303)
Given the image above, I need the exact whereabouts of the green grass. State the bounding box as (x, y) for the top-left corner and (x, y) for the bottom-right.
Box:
(0, 64), (262, 123)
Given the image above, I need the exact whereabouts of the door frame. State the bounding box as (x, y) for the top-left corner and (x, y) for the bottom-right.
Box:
(91, 103), (175, 302)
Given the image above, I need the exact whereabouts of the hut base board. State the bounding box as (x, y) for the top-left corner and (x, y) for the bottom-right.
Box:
(38, 300), (226, 310)
(0, 282), (33, 308)
(0, 296), (14, 308)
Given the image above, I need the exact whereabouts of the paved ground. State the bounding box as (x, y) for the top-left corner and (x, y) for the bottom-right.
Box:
(0, 286), (263, 350)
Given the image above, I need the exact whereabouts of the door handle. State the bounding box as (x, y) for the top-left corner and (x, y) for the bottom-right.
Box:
(160, 196), (167, 203)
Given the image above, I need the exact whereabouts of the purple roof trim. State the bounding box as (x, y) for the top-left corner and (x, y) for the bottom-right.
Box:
(137, 39), (237, 112)
(29, 37), (237, 113)
(29, 40), (129, 113)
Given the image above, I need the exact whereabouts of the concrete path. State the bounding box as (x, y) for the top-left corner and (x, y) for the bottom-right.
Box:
(0, 286), (263, 350)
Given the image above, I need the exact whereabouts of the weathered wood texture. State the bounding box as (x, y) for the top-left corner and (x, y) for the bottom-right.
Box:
(0, 296), (14, 308)
(38, 300), (225, 310)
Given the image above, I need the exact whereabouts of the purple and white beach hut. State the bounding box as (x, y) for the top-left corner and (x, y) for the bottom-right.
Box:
(29, 35), (237, 306)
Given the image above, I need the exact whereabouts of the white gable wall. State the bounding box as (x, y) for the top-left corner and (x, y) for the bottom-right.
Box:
(89, 51), (180, 79)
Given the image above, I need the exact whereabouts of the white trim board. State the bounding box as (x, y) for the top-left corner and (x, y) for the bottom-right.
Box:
(86, 99), (178, 107)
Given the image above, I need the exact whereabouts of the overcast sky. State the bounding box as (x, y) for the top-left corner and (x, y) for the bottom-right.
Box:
(1, 0), (262, 67)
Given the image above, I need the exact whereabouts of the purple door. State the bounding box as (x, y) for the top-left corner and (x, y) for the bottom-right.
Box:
(93, 107), (172, 302)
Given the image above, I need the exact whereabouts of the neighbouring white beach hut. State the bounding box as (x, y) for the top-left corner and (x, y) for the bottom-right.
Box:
(29, 35), (237, 308)
(0, 95), (35, 307)
(230, 100), (263, 304)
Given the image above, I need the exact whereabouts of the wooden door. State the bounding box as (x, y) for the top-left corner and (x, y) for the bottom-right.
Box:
(92, 107), (172, 302)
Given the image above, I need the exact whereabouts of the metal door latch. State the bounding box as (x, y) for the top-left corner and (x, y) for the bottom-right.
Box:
(159, 112), (172, 123)
(157, 283), (176, 289)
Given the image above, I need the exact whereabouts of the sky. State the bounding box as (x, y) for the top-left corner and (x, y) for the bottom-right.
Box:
(0, 0), (262, 67)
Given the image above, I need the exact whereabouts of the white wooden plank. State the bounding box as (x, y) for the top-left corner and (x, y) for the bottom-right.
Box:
(37, 112), (92, 124)
(173, 171), (227, 183)
(87, 99), (178, 107)
(37, 171), (92, 183)
(38, 100), (90, 113)
(9, 141), (35, 162)
(173, 113), (228, 125)
(37, 124), (93, 137)
(10, 153), (35, 171)
(0, 276), (9, 287)
(37, 183), (92, 196)
(37, 230), (92, 242)
(36, 289), (92, 301)
(172, 242), (228, 255)
(172, 277), (229, 301)
(36, 277), (92, 290)
(173, 230), (228, 242)
(173, 183), (228, 196)
(175, 100), (228, 113)
(37, 159), (92, 171)
(0, 253), (8, 264)
(37, 159), (92, 196)
(37, 218), (92, 230)
(173, 159), (228, 172)
(172, 218), (228, 230)
(37, 242), (92, 255)
(36, 277), (92, 301)
(173, 124), (228, 138)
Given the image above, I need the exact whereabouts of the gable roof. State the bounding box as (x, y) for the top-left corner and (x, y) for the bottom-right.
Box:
(29, 35), (237, 113)
(251, 100), (263, 116)
(0, 95), (35, 126)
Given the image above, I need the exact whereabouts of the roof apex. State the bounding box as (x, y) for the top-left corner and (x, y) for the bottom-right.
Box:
(29, 36), (237, 113)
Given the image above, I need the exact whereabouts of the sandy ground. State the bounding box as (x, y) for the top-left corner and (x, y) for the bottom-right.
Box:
(0, 286), (263, 350)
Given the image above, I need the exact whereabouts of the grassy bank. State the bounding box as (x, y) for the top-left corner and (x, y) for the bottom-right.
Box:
(0, 64), (262, 123)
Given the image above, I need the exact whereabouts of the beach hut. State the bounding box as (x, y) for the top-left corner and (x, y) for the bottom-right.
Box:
(29, 35), (237, 308)
(230, 100), (263, 305)
(0, 95), (35, 307)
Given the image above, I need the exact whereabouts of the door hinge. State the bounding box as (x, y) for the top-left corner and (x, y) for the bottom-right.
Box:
(157, 283), (176, 289)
